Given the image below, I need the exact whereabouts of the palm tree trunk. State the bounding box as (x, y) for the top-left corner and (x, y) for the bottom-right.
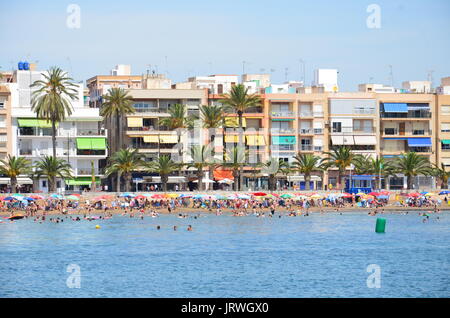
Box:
(407, 176), (414, 190)
(51, 121), (57, 191)
(305, 173), (311, 190)
(116, 172), (121, 192)
(125, 173), (131, 192)
(337, 171), (341, 190)
(11, 176), (17, 193)
(117, 114), (122, 150)
(209, 132), (215, 187)
(238, 111), (244, 191)
(197, 169), (204, 191)
(162, 175), (168, 192)
(48, 176), (55, 192)
(233, 169), (239, 191)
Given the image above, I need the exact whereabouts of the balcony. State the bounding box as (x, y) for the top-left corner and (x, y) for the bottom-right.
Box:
(271, 145), (295, 151)
(299, 112), (313, 117)
(353, 109), (375, 115)
(77, 169), (100, 175)
(76, 150), (106, 156)
(313, 111), (324, 117)
(314, 128), (323, 134)
(244, 107), (263, 114)
(299, 145), (313, 151)
(382, 128), (431, 136)
(271, 128), (296, 134)
(19, 149), (32, 156)
(381, 111), (431, 119)
(331, 127), (376, 135)
(299, 128), (313, 134)
(271, 111), (295, 118)
(76, 129), (106, 136)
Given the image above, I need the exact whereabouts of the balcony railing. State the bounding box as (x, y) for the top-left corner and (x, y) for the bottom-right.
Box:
(381, 111), (431, 118)
(383, 129), (431, 136)
(271, 128), (296, 134)
(244, 107), (263, 113)
(299, 128), (313, 134)
(77, 169), (100, 175)
(76, 150), (106, 156)
(299, 112), (313, 117)
(77, 129), (106, 136)
(271, 145), (295, 151)
(314, 128), (323, 134)
(331, 127), (376, 134)
(271, 111), (295, 117)
(353, 109), (375, 115)
(127, 126), (171, 132)
(19, 149), (32, 155)
(299, 145), (313, 151)
(313, 111), (324, 117)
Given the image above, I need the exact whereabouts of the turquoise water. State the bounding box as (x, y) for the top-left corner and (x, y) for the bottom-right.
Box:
(0, 212), (449, 297)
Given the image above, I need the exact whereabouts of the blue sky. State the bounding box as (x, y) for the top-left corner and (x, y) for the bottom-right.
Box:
(1, 0), (449, 91)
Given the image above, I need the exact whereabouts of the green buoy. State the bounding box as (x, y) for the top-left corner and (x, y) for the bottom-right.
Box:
(375, 218), (386, 233)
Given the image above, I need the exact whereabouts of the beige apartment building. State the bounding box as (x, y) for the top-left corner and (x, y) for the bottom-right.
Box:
(0, 84), (13, 160)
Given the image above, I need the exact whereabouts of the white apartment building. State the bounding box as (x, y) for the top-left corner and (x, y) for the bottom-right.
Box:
(175, 75), (238, 94)
(9, 69), (108, 193)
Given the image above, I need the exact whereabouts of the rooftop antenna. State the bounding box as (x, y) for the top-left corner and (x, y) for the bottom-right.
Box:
(298, 59), (305, 84)
(388, 65), (394, 87)
(427, 70), (434, 88)
(164, 56), (168, 77)
(284, 67), (289, 82)
(146, 64), (151, 76)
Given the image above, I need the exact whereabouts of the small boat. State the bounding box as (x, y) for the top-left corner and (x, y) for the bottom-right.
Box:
(8, 214), (25, 220)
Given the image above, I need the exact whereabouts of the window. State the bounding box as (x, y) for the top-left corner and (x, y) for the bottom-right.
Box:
(42, 180), (47, 187)
(441, 123), (450, 133)
(441, 105), (450, 115)
(0, 116), (5, 128)
(0, 134), (6, 148)
(332, 122), (342, 133)
(0, 102), (4, 109)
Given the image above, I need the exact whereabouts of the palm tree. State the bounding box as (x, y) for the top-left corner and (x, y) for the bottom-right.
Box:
(221, 146), (247, 191)
(100, 88), (135, 191)
(0, 155), (31, 193)
(199, 104), (225, 181)
(353, 155), (394, 190)
(145, 155), (179, 192)
(393, 152), (432, 190)
(105, 148), (144, 192)
(292, 153), (323, 191)
(31, 67), (78, 158)
(90, 160), (96, 192)
(323, 146), (356, 190)
(159, 104), (195, 159)
(260, 158), (286, 191)
(34, 156), (72, 193)
(100, 87), (135, 150)
(220, 84), (261, 190)
(187, 144), (213, 191)
(433, 163), (450, 189)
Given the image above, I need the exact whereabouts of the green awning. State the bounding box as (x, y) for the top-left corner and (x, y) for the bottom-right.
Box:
(66, 177), (100, 186)
(91, 138), (107, 150)
(76, 138), (107, 150)
(18, 119), (55, 128)
(442, 139), (450, 145)
(272, 136), (296, 145)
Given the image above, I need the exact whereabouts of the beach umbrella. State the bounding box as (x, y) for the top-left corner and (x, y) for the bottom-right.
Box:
(2, 196), (17, 201)
(252, 192), (267, 196)
(439, 190), (450, 195)
(237, 194), (251, 199)
(280, 194), (293, 199)
(93, 195), (112, 201)
(342, 193), (353, 198)
(368, 192), (379, 196)
(166, 193), (179, 198)
(378, 191), (390, 195)
(151, 194), (166, 199)
(377, 195), (389, 200)
(134, 195), (146, 199)
(310, 194), (322, 199)
(49, 194), (63, 199)
(179, 194), (192, 198)
(218, 178), (234, 184)
(119, 192), (135, 198)
(215, 194), (227, 200)
(425, 193), (436, 196)
(29, 194), (45, 200)
(66, 195), (80, 201)
(356, 192), (366, 196)
(408, 192), (421, 197)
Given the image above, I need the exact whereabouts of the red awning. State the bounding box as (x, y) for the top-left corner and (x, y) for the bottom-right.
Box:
(213, 169), (234, 181)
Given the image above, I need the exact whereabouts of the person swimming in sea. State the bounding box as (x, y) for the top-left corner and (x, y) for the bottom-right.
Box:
(187, 225), (192, 231)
